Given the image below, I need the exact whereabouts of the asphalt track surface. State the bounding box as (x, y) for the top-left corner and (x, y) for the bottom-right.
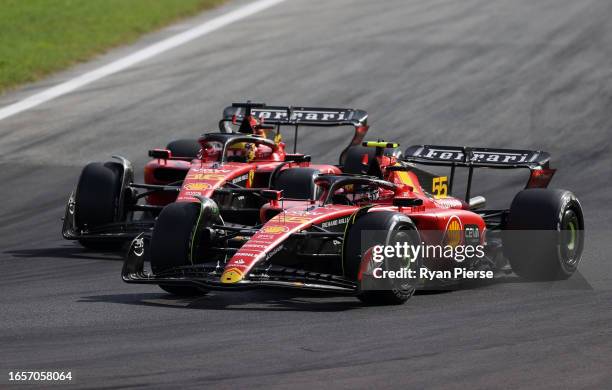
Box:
(1, 0), (612, 388)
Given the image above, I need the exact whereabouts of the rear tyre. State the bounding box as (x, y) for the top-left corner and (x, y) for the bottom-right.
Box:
(166, 139), (201, 159)
(344, 211), (419, 305)
(150, 202), (207, 297)
(75, 162), (123, 250)
(342, 146), (380, 177)
(273, 168), (321, 200)
(504, 189), (584, 281)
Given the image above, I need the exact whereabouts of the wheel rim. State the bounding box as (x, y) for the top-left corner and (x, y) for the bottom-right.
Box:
(560, 208), (581, 267)
(567, 220), (576, 251)
(387, 227), (419, 294)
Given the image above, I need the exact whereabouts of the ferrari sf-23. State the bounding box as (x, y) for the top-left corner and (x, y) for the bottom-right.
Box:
(122, 142), (584, 304)
(62, 102), (369, 249)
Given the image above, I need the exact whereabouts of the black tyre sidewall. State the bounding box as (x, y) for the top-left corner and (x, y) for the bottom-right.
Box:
(344, 210), (419, 305)
(504, 188), (584, 280)
(75, 162), (122, 229)
(150, 202), (201, 274)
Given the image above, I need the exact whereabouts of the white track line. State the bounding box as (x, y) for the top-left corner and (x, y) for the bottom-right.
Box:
(0, 0), (286, 122)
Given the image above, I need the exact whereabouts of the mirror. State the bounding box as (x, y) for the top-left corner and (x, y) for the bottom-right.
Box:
(468, 196), (486, 210)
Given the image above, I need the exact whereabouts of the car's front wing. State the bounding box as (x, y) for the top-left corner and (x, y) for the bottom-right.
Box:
(121, 234), (357, 293)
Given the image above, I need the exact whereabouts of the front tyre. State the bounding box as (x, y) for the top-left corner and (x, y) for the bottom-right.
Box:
(74, 162), (123, 250)
(150, 202), (208, 297)
(504, 189), (584, 281)
(344, 211), (420, 305)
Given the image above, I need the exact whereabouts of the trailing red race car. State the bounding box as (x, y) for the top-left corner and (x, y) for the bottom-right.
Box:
(122, 141), (584, 304)
(62, 102), (369, 249)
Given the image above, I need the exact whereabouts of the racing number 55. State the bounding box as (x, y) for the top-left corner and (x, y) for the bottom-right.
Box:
(432, 176), (448, 198)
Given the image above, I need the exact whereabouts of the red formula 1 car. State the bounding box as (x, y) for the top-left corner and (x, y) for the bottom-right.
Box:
(62, 102), (369, 249)
(122, 142), (584, 304)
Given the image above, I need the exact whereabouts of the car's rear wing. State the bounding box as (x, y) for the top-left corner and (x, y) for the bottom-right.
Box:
(219, 102), (369, 164)
(221, 103), (368, 128)
(402, 144), (555, 199)
(403, 145), (551, 169)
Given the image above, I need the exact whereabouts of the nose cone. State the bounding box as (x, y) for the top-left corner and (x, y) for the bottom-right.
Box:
(221, 268), (243, 284)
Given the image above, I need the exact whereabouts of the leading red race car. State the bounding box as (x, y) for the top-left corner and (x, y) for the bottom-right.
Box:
(122, 141), (584, 304)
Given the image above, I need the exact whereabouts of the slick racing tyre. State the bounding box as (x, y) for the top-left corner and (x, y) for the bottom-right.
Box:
(504, 188), (584, 281)
(273, 168), (321, 200)
(166, 139), (201, 159)
(150, 202), (208, 297)
(344, 211), (420, 305)
(74, 162), (123, 250)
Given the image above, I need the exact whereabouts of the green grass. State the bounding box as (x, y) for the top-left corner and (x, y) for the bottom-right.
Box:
(0, 0), (225, 94)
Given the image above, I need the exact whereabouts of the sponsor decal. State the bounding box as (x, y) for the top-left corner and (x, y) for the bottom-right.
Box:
(252, 108), (349, 122)
(132, 237), (145, 257)
(464, 224), (480, 245)
(237, 253), (257, 257)
(190, 168), (231, 173)
(321, 216), (350, 229)
(184, 182), (211, 191)
(265, 245), (283, 260)
(270, 210), (325, 224)
(445, 216), (463, 247)
(280, 215), (312, 224)
(68, 193), (76, 215)
(262, 225), (289, 234)
(417, 147), (537, 164)
(187, 173), (226, 180)
(231, 174), (249, 184)
(287, 209), (324, 216)
(435, 198), (463, 209)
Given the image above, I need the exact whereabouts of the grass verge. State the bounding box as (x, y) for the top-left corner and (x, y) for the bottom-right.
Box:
(0, 0), (226, 94)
